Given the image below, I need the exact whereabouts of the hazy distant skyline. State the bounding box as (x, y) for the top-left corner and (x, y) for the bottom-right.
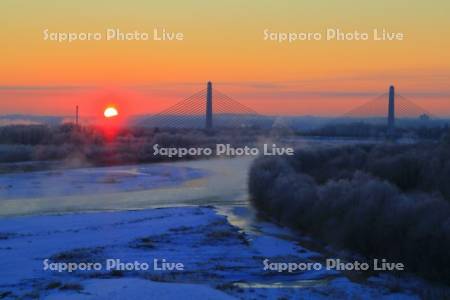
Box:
(1, 1), (450, 116)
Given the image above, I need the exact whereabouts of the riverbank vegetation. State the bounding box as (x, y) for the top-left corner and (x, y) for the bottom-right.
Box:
(0, 124), (264, 171)
(249, 141), (450, 284)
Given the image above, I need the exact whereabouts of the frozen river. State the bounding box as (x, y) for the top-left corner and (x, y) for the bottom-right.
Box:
(0, 152), (430, 299)
(0, 136), (387, 216)
(0, 158), (251, 216)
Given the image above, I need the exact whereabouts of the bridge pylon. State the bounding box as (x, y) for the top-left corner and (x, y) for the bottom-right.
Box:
(388, 85), (395, 136)
(206, 81), (213, 130)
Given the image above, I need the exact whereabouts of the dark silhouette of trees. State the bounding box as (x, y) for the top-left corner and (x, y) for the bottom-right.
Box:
(0, 124), (263, 166)
(249, 142), (450, 284)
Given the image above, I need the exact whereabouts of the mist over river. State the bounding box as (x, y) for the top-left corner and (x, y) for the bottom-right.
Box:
(0, 138), (438, 299)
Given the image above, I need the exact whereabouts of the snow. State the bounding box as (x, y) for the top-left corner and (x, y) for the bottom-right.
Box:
(44, 278), (236, 300)
(0, 158), (433, 299)
(0, 206), (423, 299)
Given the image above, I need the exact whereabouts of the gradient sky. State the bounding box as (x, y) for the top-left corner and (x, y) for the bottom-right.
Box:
(1, 0), (450, 117)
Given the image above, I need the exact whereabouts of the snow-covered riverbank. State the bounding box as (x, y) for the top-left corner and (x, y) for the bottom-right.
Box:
(0, 157), (437, 299)
(0, 206), (422, 299)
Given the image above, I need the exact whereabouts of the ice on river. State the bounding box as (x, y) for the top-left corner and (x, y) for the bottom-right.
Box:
(0, 207), (421, 299)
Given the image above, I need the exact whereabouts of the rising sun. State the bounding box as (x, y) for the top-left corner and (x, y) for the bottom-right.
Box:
(104, 106), (119, 118)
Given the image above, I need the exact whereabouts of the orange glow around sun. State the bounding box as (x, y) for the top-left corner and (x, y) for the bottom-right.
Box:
(104, 106), (119, 118)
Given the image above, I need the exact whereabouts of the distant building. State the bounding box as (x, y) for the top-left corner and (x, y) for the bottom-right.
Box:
(419, 114), (431, 121)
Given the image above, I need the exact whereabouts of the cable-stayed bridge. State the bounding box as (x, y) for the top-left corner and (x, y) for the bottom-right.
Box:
(340, 86), (434, 135)
(342, 86), (433, 119)
(142, 82), (270, 129)
(140, 82), (435, 132)
(343, 93), (432, 119)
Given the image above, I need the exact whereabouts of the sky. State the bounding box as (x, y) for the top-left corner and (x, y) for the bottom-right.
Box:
(1, 0), (450, 118)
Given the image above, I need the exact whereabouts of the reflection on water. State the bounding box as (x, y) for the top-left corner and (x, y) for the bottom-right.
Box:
(0, 165), (206, 199)
(0, 137), (381, 215)
(0, 157), (253, 216)
(234, 279), (331, 289)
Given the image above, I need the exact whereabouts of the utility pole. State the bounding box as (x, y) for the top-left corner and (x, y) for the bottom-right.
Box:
(76, 105), (79, 126)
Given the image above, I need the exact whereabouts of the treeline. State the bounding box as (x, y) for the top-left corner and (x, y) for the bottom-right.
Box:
(302, 122), (450, 140)
(0, 124), (262, 166)
(0, 124), (105, 146)
(303, 122), (388, 138)
(249, 141), (450, 284)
